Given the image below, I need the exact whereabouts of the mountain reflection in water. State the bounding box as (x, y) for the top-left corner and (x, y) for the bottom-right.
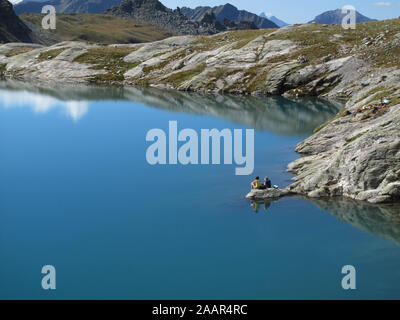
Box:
(311, 197), (400, 246)
(253, 196), (400, 246)
(0, 80), (341, 135)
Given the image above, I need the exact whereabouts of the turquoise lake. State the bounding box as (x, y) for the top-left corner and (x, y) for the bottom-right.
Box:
(1, 80), (400, 300)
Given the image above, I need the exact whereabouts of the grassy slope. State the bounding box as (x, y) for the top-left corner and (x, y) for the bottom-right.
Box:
(140, 19), (400, 91)
(20, 13), (174, 44)
(267, 19), (400, 68)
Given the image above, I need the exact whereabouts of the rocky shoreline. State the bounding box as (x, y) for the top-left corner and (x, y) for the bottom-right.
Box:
(1, 19), (399, 203)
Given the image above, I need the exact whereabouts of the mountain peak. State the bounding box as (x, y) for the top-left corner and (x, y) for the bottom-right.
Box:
(260, 12), (272, 18)
(310, 8), (375, 24)
(181, 3), (278, 29)
(223, 3), (235, 9)
(260, 12), (289, 27)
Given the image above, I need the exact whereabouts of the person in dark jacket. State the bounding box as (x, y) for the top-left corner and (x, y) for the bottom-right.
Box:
(264, 177), (272, 189)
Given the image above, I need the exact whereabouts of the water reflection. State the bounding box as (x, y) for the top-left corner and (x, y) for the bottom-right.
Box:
(0, 88), (89, 121)
(0, 80), (341, 134)
(309, 197), (400, 246)
(251, 196), (400, 245)
(250, 200), (272, 213)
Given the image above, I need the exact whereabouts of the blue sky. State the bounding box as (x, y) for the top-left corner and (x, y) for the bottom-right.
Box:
(163, 0), (400, 24)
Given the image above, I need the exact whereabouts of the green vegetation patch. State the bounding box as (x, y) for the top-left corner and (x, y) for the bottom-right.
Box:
(162, 63), (207, 87)
(142, 60), (170, 74)
(390, 95), (400, 106)
(314, 108), (350, 133)
(143, 58), (177, 75)
(5, 47), (35, 57)
(344, 132), (365, 146)
(194, 29), (272, 52)
(37, 48), (68, 61)
(243, 65), (270, 93)
(267, 27), (341, 66)
(361, 87), (398, 107)
(353, 19), (400, 68)
(207, 67), (225, 80)
(203, 68), (242, 92)
(354, 86), (386, 104)
(74, 46), (139, 82)
(142, 49), (189, 75)
(265, 19), (400, 68)
(0, 63), (6, 73)
(232, 30), (269, 50)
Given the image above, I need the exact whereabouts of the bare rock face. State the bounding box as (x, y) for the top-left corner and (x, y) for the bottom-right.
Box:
(245, 188), (292, 201)
(288, 83), (400, 203)
(0, 0), (35, 43)
(0, 41), (105, 81)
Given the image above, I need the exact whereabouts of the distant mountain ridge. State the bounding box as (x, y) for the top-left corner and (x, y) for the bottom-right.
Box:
(15, 0), (265, 35)
(259, 12), (289, 27)
(180, 3), (278, 29)
(310, 9), (375, 25)
(107, 0), (261, 35)
(14, 0), (122, 14)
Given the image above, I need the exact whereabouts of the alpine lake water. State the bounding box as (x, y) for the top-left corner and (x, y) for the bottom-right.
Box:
(1, 80), (400, 300)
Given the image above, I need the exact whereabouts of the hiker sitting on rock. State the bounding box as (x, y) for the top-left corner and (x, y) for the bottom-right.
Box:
(258, 177), (272, 190)
(251, 176), (261, 190)
(251, 176), (272, 190)
(298, 55), (308, 63)
(264, 177), (272, 189)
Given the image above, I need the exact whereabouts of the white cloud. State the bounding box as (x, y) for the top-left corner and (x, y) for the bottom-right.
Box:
(0, 89), (90, 122)
(64, 101), (90, 121)
(9, 0), (24, 4)
(374, 2), (392, 6)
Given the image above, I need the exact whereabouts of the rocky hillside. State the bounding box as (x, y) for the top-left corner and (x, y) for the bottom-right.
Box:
(107, 0), (259, 35)
(0, 0), (40, 43)
(180, 3), (278, 29)
(0, 19), (399, 202)
(310, 9), (375, 25)
(16, 0), (264, 35)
